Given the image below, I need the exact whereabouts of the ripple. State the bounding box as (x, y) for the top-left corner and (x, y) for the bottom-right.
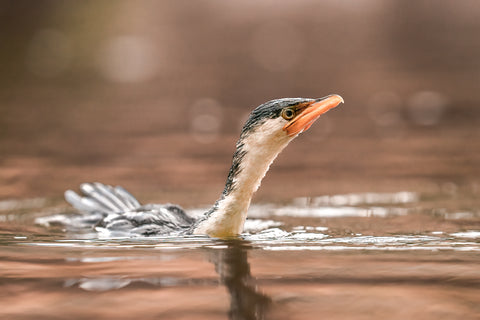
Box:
(450, 231), (480, 238)
(19, 230), (480, 253)
(270, 206), (409, 218)
(0, 197), (47, 212)
(295, 191), (419, 206)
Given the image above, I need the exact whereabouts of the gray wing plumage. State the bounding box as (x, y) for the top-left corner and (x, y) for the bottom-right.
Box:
(65, 183), (141, 215)
(47, 182), (197, 236)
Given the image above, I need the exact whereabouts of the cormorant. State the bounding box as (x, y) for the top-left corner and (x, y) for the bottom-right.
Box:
(64, 94), (343, 237)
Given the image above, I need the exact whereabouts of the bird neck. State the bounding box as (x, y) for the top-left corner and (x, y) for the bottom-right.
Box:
(193, 118), (293, 237)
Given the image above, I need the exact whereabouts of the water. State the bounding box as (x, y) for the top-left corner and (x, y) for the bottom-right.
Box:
(1, 1), (479, 318)
(1, 191), (479, 320)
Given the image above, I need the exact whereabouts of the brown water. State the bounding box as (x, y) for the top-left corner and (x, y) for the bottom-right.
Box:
(1, 1), (480, 319)
(1, 190), (479, 320)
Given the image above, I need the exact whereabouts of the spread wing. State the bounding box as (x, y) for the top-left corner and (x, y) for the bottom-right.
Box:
(38, 182), (196, 236)
(65, 182), (141, 215)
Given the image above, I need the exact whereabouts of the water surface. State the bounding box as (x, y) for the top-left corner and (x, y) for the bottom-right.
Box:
(1, 191), (479, 319)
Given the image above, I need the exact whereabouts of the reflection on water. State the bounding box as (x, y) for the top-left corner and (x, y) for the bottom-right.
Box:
(63, 240), (270, 320)
(210, 241), (271, 320)
(1, 190), (480, 319)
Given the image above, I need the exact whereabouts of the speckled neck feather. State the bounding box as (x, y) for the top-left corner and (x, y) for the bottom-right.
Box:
(192, 117), (294, 237)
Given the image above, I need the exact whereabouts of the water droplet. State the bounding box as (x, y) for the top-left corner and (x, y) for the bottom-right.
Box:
(189, 98), (223, 143)
(407, 91), (448, 126)
(97, 35), (159, 83)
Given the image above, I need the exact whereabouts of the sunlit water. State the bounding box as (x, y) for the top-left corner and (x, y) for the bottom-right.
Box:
(1, 191), (479, 319)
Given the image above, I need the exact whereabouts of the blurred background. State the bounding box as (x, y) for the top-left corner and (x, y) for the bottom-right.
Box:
(0, 0), (479, 207)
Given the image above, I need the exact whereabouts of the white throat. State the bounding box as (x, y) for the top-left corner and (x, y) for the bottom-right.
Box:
(193, 118), (294, 237)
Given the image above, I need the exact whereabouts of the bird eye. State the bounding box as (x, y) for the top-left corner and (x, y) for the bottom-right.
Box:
(281, 108), (296, 120)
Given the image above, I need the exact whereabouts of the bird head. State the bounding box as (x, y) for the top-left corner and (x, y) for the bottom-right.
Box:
(241, 94), (343, 142)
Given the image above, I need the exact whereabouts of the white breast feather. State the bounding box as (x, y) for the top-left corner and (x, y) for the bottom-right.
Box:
(194, 117), (294, 237)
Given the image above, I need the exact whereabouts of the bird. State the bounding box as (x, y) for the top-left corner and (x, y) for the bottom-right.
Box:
(63, 94), (343, 238)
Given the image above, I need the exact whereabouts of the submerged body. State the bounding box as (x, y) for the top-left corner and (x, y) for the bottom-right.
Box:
(62, 95), (343, 237)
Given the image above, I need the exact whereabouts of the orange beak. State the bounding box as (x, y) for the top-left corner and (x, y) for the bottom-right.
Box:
(283, 94), (343, 137)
